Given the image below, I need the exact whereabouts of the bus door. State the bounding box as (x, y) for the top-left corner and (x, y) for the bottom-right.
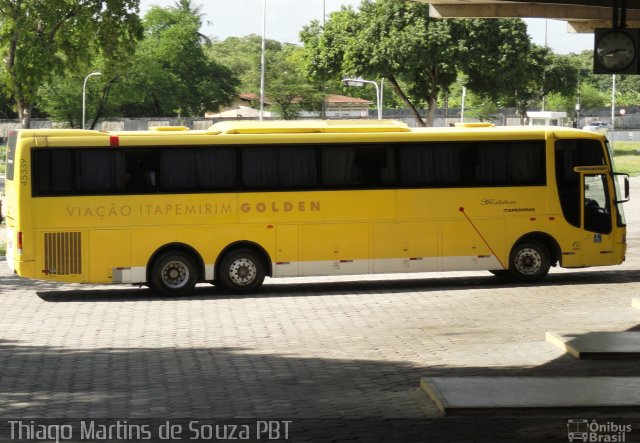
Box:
(576, 166), (616, 266)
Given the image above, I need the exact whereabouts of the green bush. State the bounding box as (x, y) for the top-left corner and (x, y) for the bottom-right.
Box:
(0, 146), (5, 175)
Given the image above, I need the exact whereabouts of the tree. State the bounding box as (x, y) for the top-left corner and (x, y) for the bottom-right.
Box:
(124, 6), (238, 115)
(509, 49), (579, 122)
(615, 75), (640, 107)
(38, 56), (124, 128)
(0, 0), (143, 128)
(120, 5), (237, 117)
(458, 19), (531, 104)
(208, 35), (284, 95)
(267, 46), (324, 119)
(445, 76), (500, 122)
(39, 3), (239, 123)
(460, 19), (579, 122)
(0, 88), (17, 119)
(543, 51), (606, 116)
(208, 36), (322, 119)
(38, 69), (88, 128)
(169, 0), (212, 45)
(301, 0), (464, 126)
(546, 82), (607, 118)
(560, 50), (640, 111)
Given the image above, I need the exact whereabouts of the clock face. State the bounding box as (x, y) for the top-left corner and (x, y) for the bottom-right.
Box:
(596, 30), (636, 71)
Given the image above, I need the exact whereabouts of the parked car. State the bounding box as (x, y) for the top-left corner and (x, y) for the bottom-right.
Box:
(583, 121), (611, 134)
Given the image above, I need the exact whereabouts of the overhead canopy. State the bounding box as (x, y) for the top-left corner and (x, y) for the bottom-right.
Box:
(421, 0), (640, 33)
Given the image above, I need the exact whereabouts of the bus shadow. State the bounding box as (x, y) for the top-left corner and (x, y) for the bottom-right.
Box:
(36, 269), (640, 302)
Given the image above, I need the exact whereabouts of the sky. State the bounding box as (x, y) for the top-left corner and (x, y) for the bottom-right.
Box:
(139, 0), (594, 55)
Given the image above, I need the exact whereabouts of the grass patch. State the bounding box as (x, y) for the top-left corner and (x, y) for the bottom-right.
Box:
(0, 146), (5, 176)
(610, 142), (640, 175)
(612, 141), (640, 155)
(612, 155), (640, 176)
(0, 241), (5, 257)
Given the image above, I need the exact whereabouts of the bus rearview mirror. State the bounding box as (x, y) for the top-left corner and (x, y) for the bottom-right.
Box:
(614, 173), (630, 203)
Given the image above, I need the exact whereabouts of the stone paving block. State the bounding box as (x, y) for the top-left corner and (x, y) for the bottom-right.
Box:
(421, 377), (640, 415)
(633, 298), (640, 311)
(1, 177), (640, 426)
(546, 331), (640, 359)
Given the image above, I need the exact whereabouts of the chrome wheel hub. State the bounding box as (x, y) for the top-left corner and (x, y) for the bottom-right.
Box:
(228, 258), (257, 286)
(514, 248), (542, 275)
(161, 260), (189, 289)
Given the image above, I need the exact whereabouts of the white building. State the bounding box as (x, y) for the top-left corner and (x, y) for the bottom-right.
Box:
(208, 93), (373, 119)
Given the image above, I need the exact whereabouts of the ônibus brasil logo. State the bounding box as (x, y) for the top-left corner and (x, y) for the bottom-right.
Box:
(567, 419), (632, 442)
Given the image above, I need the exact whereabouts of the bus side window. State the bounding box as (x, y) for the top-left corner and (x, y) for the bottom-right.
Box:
(434, 145), (462, 185)
(321, 147), (354, 186)
(278, 147), (317, 188)
(242, 147), (316, 189)
(196, 148), (238, 190)
(477, 144), (507, 184)
(113, 153), (127, 191)
(160, 149), (197, 190)
(352, 147), (394, 186)
(196, 149), (237, 189)
(322, 145), (394, 188)
(125, 151), (157, 192)
(77, 150), (125, 193)
(508, 142), (545, 184)
(398, 145), (434, 185)
(159, 148), (239, 192)
(33, 149), (73, 195)
(398, 143), (462, 187)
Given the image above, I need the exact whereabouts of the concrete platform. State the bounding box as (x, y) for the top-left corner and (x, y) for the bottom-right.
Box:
(546, 331), (640, 359)
(421, 377), (640, 415)
(633, 298), (640, 310)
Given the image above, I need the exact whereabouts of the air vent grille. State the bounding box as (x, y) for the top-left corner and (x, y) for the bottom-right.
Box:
(44, 232), (82, 275)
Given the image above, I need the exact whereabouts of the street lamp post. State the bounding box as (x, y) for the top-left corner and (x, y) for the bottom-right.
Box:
(461, 86), (467, 123)
(82, 71), (102, 130)
(611, 74), (616, 148)
(342, 77), (382, 119)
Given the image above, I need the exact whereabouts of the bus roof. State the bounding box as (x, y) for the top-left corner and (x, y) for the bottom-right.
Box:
(15, 120), (605, 141)
(207, 119), (412, 134)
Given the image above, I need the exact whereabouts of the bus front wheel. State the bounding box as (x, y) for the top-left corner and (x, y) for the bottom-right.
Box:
(150, 252), (198, 296)
(508, 240), (550, 281)
(217, 248), (266, 293)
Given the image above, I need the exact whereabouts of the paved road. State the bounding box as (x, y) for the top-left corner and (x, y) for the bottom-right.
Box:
(1, 181), (640, 441)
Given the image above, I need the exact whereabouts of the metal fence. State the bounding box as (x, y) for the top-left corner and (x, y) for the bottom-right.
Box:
(1, 108), (640, 136)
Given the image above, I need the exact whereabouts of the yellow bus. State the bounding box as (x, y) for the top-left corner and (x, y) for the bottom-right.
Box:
(3, 120), (629, 295)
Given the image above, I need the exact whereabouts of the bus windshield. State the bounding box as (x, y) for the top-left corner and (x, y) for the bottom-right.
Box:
(607, 140), (627, 226)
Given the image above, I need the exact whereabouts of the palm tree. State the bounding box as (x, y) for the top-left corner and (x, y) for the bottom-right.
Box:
(170, 0), (212, 45)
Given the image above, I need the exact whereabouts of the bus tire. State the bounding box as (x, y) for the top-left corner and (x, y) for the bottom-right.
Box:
(150, 251), (198, 296)
(217, 248), (266, 293)
(508, 240), (550, 282)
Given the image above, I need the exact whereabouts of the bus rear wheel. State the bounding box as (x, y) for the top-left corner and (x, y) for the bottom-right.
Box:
(217, 248), (266, 293)
(150, 251), (198, 296)
(508, 240), (550, 282)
